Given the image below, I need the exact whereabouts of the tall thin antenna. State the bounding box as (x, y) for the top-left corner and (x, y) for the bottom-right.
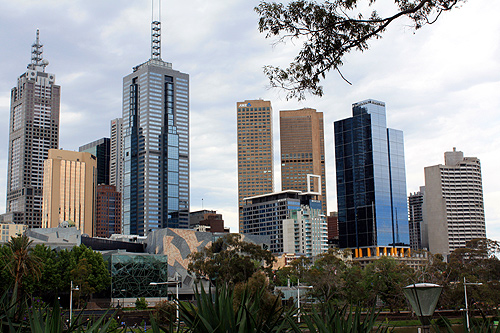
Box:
(29, 29), (47, 71)
(151, 0), (161, 60)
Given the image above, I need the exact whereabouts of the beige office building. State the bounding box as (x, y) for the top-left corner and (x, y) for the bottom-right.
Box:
(423, 148), (486, 256)
(280, 108), (327, 214)
(42, 149), (97, 236)
(237, 99), (274, 232)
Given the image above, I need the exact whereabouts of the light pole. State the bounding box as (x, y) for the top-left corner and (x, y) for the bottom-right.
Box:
(296, 279), (313, 324)
(150, 277), (181, 322)
(403, 283), (442, 333)
(464, 277), (483, 332)
(69, 281), (79, 324)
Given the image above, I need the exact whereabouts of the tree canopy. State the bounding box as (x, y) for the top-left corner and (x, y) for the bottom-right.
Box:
(188, 234), (276, 286)
(256, 0), (464, 100)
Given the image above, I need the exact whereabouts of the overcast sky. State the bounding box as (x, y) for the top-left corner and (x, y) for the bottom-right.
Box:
(0, 0), (499, 241)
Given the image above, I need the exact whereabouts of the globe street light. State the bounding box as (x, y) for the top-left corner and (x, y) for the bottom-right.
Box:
(403, 283), (442, 333)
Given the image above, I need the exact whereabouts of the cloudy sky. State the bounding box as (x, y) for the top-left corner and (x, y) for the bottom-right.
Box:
(0, 0), (499, 241)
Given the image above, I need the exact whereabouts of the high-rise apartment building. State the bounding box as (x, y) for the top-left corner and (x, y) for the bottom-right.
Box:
(408, 187), (425, 250)
(237, 99), (273, 232)
(79, 138), (110, 185)
(423, 148), (486, 256)
(122, 19), (189, 235)
(95, 185), (121, 238)
(280, 108), (327, 214)
(42, 149), (97, 236)
(334, 99), (409, 256)
(6, 30), (60, 228)
(242, 190), (327, 256)
(110, 118), (124, 192)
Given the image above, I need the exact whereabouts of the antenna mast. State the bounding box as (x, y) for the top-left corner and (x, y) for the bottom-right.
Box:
(29, 29), (47, 71)
(151, 0), (161, 60)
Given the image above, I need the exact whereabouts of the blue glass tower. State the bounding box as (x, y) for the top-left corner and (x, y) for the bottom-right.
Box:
(334, 100), (409, 254)
(122, 20), (189, 236)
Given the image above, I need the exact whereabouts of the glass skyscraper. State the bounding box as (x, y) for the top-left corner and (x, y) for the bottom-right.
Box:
(334, 99), (409, 255)
(122, 20), (189, 236)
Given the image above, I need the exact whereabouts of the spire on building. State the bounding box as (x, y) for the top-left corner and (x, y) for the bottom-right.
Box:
(151, 0), (161, 60)
(28, 29), (48, 72)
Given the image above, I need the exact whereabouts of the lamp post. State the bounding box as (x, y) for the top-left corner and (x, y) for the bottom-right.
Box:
(464, 277), (483, 332)
(150, 277), (181, 322)
(297, 279), (313, 324)
(403, 283), (442, 333)
(69, 281), (79, 324)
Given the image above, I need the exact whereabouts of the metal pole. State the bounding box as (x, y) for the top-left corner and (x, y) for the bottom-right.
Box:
(70, 281), (73, 324)
(176, 277), (179, 322)
(297, 279), (300, 323)
(464, 277), (469, 332)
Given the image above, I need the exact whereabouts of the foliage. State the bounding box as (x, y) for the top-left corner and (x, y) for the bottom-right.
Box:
(234, 272), (280, 320)
(188, 234), (275, 286)
(135, 297), (148, 310)
(255, 0), (465, 100)
(178, 283), (296, 332)
(153, 300), (176, 325)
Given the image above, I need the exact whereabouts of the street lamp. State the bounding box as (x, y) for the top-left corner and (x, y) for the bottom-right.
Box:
(297, 279), (313, 324)
(69, 281), (80, 324)
(463, 277), (483, 332)
(150, 275), (181, 322)
(403, 283), (442, 333)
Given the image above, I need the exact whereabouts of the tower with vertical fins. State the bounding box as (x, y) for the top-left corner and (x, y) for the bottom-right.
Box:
(122, 1), (190, 235)
(6, 30), (60, 228)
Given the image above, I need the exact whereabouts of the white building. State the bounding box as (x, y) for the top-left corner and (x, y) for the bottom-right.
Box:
(423, 148), (486, 256)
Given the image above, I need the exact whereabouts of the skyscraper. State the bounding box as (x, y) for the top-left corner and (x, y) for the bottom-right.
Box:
(79, 137), (110, 185)
(122, 18), (189, 235)
(110, 118), (124, 193)
(408, 187), (425, 250)
(237, 99), (273, 232)
(6, 30), (60, 228)
(95, 185), (121, 238)
(42, 149), (96, 236)
(334, 99), (409, 256)
(280, 108), (327, 214)
(423, 148), (486, 256)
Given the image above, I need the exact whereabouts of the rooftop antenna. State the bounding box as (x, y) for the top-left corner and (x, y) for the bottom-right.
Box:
(28, 29), (48, 71)
(151, 0), (161, 60)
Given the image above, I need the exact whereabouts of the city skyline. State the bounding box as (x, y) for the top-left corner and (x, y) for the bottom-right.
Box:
(0, 0), (499, 241)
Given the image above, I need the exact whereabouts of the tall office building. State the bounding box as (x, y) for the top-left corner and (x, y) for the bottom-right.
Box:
(334, 99), (409, 256)
(110, 118), (124, 192)
(41, 149), (97, 236)
(122, 18), (189, 235)
(5, 30), (60, 228)
(423, 148), (486, 256)
(280, 108), (327, 214)
(79, 138), (110, 185)
(408, 187), (425, 250)
(237, 99), (274, 232)
(243, 190), (327, 256)
(95, 185), (121, 238)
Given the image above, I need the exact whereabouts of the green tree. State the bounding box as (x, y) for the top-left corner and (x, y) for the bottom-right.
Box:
(256, 0), (465, 100)
(2, 234), (42, 300)
(188, 234), (275, 286)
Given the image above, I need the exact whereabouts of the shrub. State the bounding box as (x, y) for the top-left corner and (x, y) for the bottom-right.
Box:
(153, 300), (176, 325)
(135, 297), (148, 310)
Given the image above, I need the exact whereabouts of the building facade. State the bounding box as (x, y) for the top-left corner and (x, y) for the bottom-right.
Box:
(334, 99), (409, 256)
(42, 149), (97, 236)
(0, 223), (27, 243)
(237, 99), (274, 232)
(122, 20), (189, 235)
(423, 148), (486, 256)
(95, 185), (121, 238)
(280, 108), (327, 214)
(408, 187), (425, 250)
(110, 118), (124, 193)
(242, 190), (327, 256)
(6, 30), (60, 228)
(79, 137), (110, 186)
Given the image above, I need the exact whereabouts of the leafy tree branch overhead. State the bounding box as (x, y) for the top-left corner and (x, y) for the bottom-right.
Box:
(256, 0), (464, 100)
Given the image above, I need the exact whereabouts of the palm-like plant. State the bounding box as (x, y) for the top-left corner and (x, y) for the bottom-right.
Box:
(4, 234), (42, 297)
